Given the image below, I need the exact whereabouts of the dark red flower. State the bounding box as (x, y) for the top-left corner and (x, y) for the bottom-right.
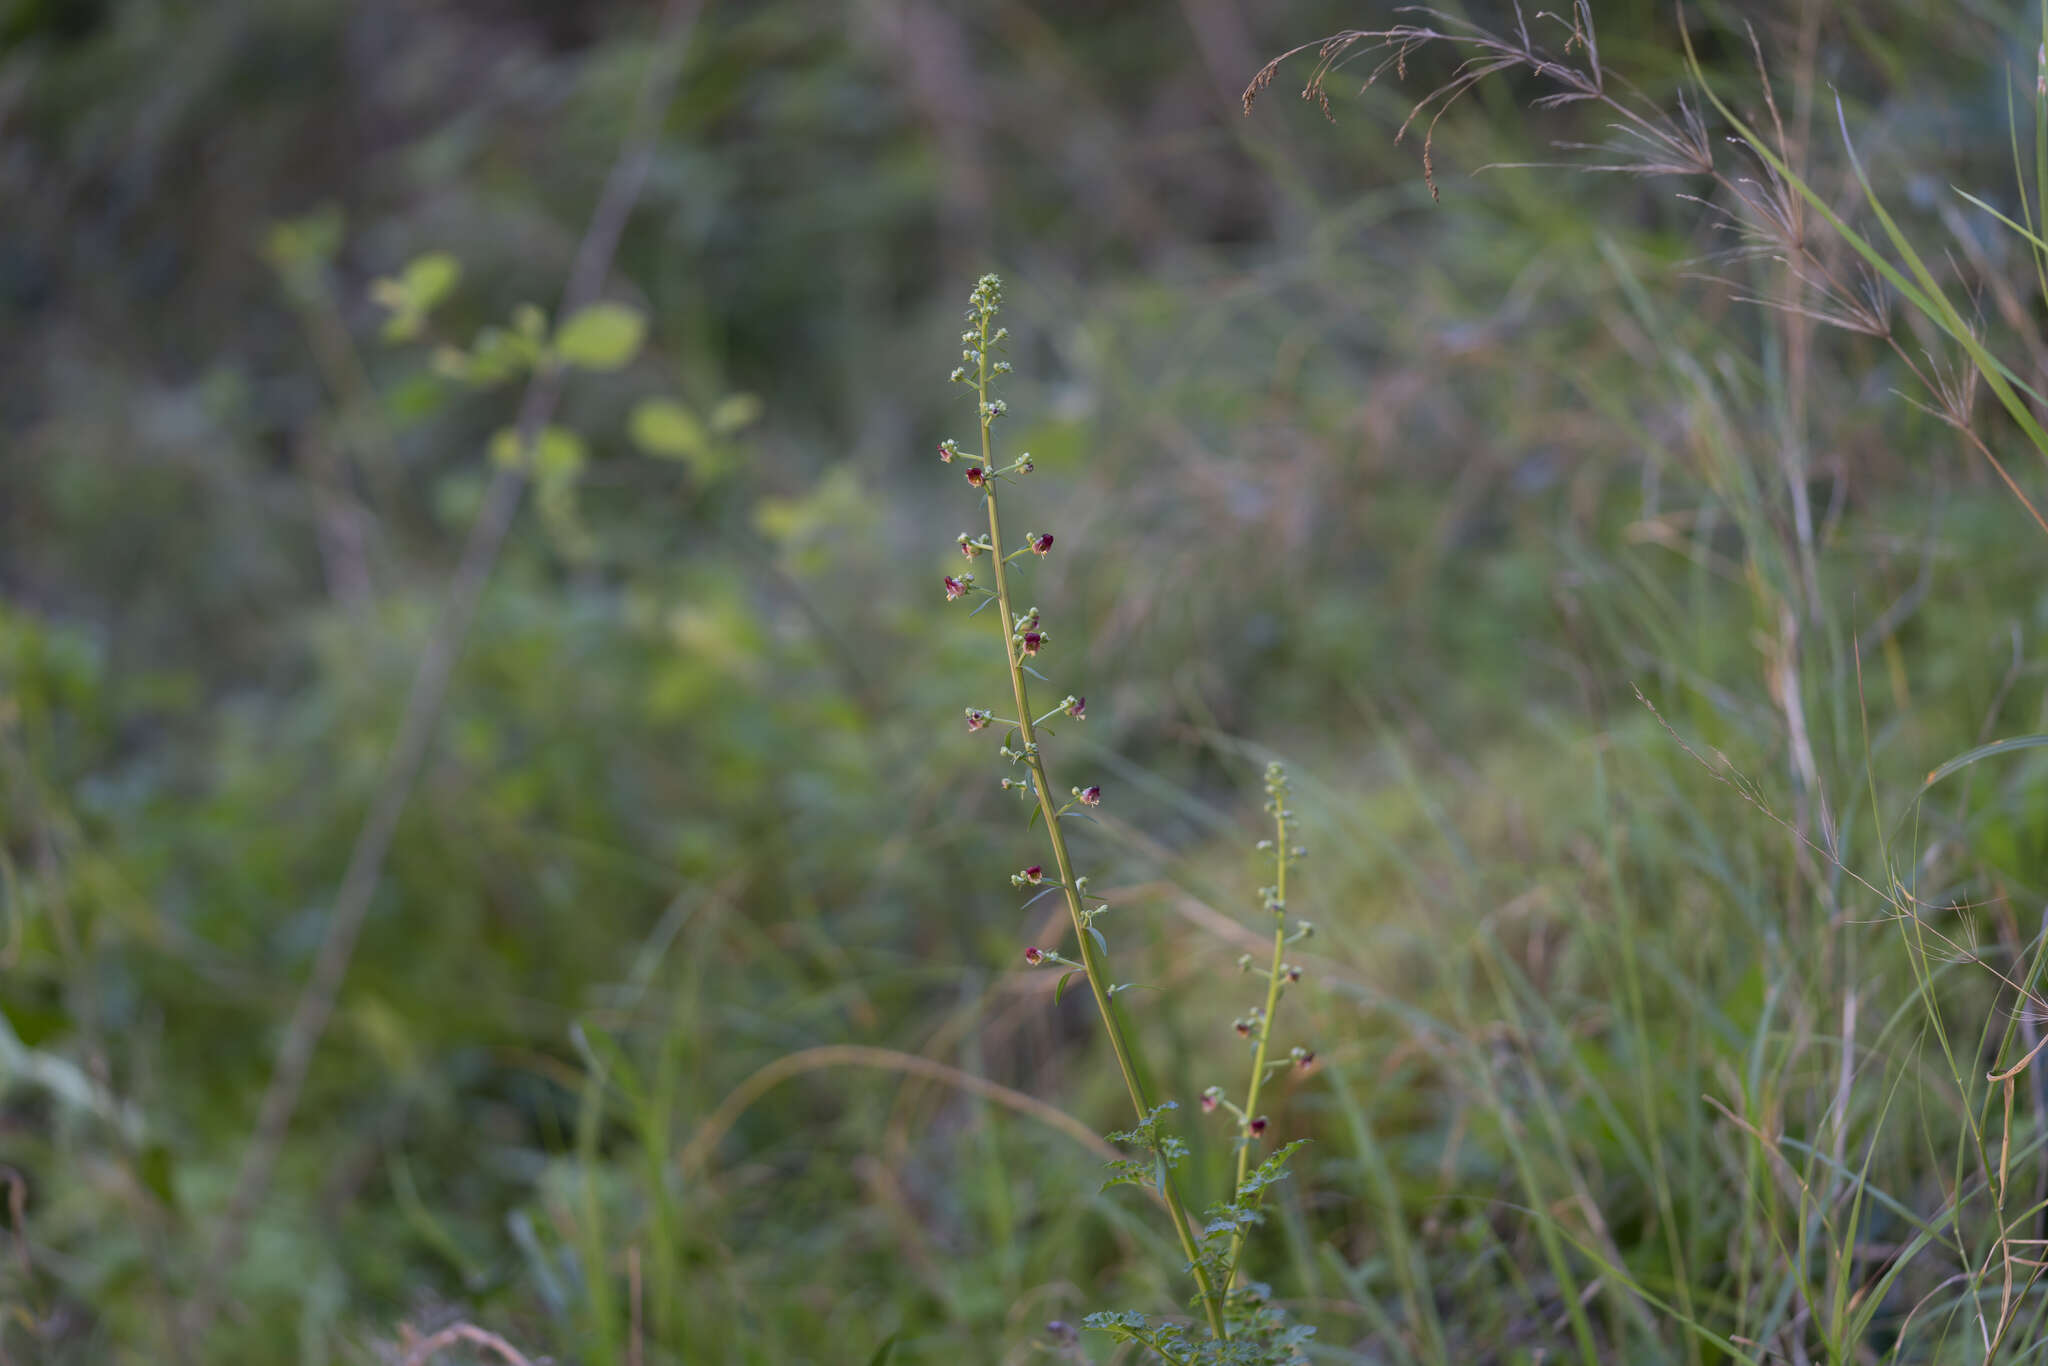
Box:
(938, 442), (956, 463)
(965, 709), (991, 732)
(1235, 1020), (1252, 1037)
(943, 575), (969, 601)
(1024, 947), (1046, 966)
(1078, 785), (1101, 806)
(1020, 631), (1045, 655)
(1066, 697), (1086, 720)
(965, 465), (987, 488)
(1031, 532), (1054, 556)
(1296, 1049), (1317, 1071)
(1285, 965), (1302, 983)
(1200, 1088), (1221, 1113)
(1249, 1115), (1269, 1137)
(1023, 865), (1043, 885)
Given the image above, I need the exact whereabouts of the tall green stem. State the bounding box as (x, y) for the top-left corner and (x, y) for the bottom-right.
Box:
(972, 315), (1228, 1341)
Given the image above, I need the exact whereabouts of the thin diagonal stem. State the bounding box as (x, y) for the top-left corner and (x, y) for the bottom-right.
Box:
(971, 310), (1228, 1341)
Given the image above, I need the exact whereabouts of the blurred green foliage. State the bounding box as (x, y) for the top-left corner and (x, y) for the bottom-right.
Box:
(9, 1), (2048, 1363)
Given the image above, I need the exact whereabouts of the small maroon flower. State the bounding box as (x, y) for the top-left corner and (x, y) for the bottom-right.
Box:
(1296, 1049), (1317, 1071)
(965, 709), (991, 732)
(1021, 631), (1045, 656)
(1022, 865), (1044, 885)
(965, 465), (987, 488)
(1024, 946), (1047, 966)
(1285, 965), (1302, 983)
(1078, 785), (1101, 806)
(1066, 696), (1086, 720)
(1249, 1115), (1269, 1137)
(943, 575), (969, 601)
(959, 537), (980, 559)
(1031, 532), (1054, 556)
(1200, 1087), (1221, 1113)
(1234, 1020), (1252, 1038)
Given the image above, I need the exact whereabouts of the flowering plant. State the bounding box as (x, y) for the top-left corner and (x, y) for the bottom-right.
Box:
(938, 275), (1316, 1362)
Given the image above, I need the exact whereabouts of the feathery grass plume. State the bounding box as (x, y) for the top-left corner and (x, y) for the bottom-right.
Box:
(1247, 2), (2048, 539)
(939, 276), (1315, 1361)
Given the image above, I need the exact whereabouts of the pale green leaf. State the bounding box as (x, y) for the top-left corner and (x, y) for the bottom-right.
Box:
(629, 398), (708, 460)
(555, 301), (646, 371)
(710, 392), (764, 434)
(489, 425), (588, 480)
(401, 252), (461, 312)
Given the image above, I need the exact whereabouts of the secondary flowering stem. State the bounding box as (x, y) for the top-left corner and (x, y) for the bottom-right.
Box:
(968, 288), (1228, 1341)
(1225, 782), (1290, 1294)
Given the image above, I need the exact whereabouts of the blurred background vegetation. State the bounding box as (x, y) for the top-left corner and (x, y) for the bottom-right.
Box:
(9, 0), (2048, 1361)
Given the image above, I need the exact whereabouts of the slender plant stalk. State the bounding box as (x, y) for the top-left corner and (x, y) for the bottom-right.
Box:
(1223, 787), (1290, 1295)
(961, 281), (1228, 1341)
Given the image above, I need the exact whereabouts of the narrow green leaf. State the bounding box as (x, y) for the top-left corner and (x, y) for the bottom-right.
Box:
(2003, 73), (2048, 311)
(1087, 924), (1108, 955)
(555, 301), (646, 371)
(866, 1334), (898, 1366)
(1923, 734), (2048, 789)
(1953, 187), (2048, 255)
(1832, 96), (2048, 430)
(2037, 0), (2047, 305)
(1054, 970), (1082, 1006)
